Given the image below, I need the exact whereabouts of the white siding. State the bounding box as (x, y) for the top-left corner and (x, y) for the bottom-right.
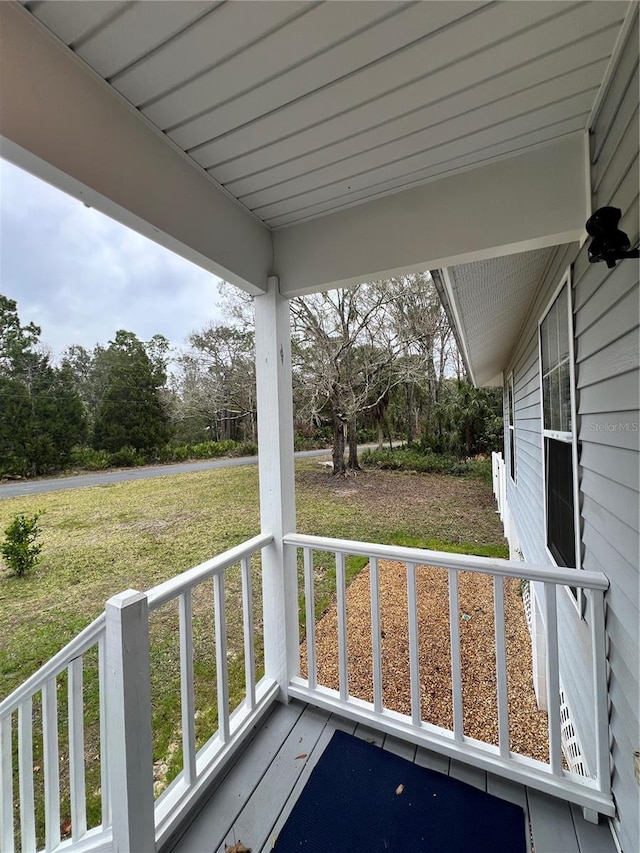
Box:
(505, 14), (639, 851)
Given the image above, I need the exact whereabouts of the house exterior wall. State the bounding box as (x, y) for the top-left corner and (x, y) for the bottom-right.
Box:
(503, 17), (639, 851)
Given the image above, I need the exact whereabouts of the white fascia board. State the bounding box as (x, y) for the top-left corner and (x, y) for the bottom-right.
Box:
(435, 270), (504, 388)
(0, 3), (272, 296)
(273, 135), (588, 297)
(432, 268), (475, 387)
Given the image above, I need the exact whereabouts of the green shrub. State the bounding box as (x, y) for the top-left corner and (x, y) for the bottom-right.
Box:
(293, 434), (331, 451)
(159, 440), (238, 462)
(156, 444), (175, 463)
(361, 448), (470, 475)
(69, 446), (111, 470)
(465, 457), (493, 483)
(230, 441), (258, 457)
(191, 440), (236, 458)
(1, 512), (43, 577)
(108, 446), (144, 468)
(171, 444), (192, 462)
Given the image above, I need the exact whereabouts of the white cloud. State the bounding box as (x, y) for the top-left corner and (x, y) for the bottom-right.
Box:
(0, 159), (229, 359)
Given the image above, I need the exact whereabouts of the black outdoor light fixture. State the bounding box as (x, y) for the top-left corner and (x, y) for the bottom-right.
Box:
(585, 206), (639, 269)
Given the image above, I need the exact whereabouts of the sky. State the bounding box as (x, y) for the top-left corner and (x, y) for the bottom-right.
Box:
(0, 158), (227, 360)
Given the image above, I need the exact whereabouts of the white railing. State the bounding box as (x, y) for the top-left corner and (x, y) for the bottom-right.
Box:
(0, 533), (277, 853)
(0, 616), (110, 853)
(147, 533), (277, 849)
(284, 533), (614, 818)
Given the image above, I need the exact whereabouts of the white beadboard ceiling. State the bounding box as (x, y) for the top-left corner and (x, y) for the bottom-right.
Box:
(445, 248), (557, 385)
(22, 0), (627, 230)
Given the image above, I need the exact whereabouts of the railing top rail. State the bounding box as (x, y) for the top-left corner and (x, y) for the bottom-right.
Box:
(284, 533), (609, 591)
(0, 613), (106, 716)
(147, 532), (274, 611)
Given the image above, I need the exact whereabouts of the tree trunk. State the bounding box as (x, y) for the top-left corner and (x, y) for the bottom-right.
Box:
(347, 417), (361, 470)
(405, 382), (414, 447)
(465, 422), (473, 456)
(332, 413), (346, 475)
(373, 396), (388, 453)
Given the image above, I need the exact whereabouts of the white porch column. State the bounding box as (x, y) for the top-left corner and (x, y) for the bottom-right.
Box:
(255, 276), (299, 697)
(105, 590), (155, 853)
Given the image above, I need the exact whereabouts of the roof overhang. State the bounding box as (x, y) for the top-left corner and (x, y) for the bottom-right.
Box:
(434, 247), (568, 387)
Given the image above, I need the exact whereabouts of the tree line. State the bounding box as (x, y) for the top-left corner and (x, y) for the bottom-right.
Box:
(0, 275), (502, 478)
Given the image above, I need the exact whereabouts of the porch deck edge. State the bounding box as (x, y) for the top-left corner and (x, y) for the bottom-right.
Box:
(287, 681), (616, 817)
(155, 678), (279, 849)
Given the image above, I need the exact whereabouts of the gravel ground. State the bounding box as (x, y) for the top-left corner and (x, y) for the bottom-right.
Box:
(301, 559), (550, 762)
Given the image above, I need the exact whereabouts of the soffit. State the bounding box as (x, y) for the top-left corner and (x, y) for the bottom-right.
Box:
(21, 0), (627, 230)
(444, 247), (557, 386)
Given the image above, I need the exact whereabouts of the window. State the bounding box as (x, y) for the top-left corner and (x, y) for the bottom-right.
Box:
(539, 272), (580, 587)
(507, 373), (516, 482)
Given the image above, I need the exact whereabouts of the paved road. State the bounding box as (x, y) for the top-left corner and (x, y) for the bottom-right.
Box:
(0, 446), (347, 499)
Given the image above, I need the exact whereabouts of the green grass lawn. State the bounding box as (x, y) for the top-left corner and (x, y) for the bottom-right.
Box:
(0, 459), (507, 844)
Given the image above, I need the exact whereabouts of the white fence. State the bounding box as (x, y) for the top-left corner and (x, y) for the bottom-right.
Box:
(0, 533), (276, 853)
(491, 451), (507, 522)
(284, 532), (614, 818)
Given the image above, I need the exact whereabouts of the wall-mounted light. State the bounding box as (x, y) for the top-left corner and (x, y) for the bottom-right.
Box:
(586, 206), (639, 269)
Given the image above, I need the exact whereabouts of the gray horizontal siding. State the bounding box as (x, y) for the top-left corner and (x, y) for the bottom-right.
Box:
(580, 469), (639, 532)
(574, 17), (639, 850)
(576, 288), (639, 362)
(579, 440), (639, 492)
(577, 370), (640, 414)
(580, 494), (638, 571)
(504, 14), (638, 851)
(576, 327), (638, 387)
(574, 258), (638, 336)
(507, 329), (546, 566)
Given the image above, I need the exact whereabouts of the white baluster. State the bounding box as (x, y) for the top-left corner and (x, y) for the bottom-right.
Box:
(213, 573), (230, 743)
(18, 698), (35, 852)
(303, 548), (317, 690)
(493, 576), (510, 758)
(543, 582), (562, 775)
(336, 553), (349, 702)
(179, 591), (196, 784)
(590, 589), (611, 796)
(42, 677), (60, 851)
(0, 713), (14, 853)
(448, 570), (463, 740)
(241, 556), (256, 709)
(98, 634), (111, 828)
(406, 562), (421, 727)
(68, 657), (87, 841)
(369, 557), (383, 713)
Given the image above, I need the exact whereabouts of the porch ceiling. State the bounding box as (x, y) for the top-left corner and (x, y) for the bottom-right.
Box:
(19, 0), (626, 231)
(439, 247), (559, 387)
(0, 1), (631, 300)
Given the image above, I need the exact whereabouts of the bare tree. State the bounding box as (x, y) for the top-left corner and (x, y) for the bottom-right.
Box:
(171, 324), (256, 443)
(389, 272), (455, 446)
(291, 283), (414, 474)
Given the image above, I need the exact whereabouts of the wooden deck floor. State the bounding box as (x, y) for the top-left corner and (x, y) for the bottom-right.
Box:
(164, 700), (617, 853)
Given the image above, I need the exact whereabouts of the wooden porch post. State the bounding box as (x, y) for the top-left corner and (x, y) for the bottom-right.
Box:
(255, 276), (299, 698)
(105, 590), (155, 852)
